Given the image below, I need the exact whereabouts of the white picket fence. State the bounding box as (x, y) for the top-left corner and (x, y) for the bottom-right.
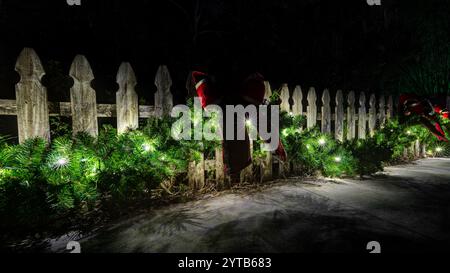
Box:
(0, 48), (432, 189)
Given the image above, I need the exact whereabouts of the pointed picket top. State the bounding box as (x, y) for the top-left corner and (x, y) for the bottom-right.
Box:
(322, 89), (331, 105)
(336, 90), (344, 106)
(69, 55), (95, 83)
(280, 84), (291, 112)
(155, 65), (172, 91)
(369, 94), (376, 108)
(379, 94), (386, 108)
(292, 85), (303, 116)
(359, 92), (366, 107)
(116, 62), (137, 89)
(264, 81), (272, 100)
(307, 87), (317, 104)
(15, 48), (45, 81)
(347, 91), (355, 105)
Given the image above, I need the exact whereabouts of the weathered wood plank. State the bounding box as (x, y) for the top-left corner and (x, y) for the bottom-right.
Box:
(241, 139), (254, 183)
(261, 81), (273, 182)
(188, 155), (205, 191)
(0, 100), (156, 118)
(264, 81), (272, 101)
(154, 65), (173, 118)
(379, 94), (386, 127)
(0, 99), (17, 115)
(335, 90), (344, 142)
(358, 92), (367, 139)
(387, 95), (394, 120)
(116, 62), (139, 133)
(307, 87), (317, 129)
(14, 48), (50, 143)
(215, 148), (226, 187)
(292, 86), (303, 117)
(321, 89), (331, 134)
(70, 55), (98, 137)
(280, 84), (291, 113)
(369, 94), (377, 136)
(347, 91), (356, 141)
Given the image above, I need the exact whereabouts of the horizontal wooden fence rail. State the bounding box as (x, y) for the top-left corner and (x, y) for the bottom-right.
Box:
(0, 100), (156, 119)
(1, 47), (437, 190)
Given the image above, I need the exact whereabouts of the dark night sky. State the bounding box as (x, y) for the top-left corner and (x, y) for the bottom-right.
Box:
(0, 0), (449, 139)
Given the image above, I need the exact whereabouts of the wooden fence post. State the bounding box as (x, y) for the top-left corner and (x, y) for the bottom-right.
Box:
(116, 62), (138, 134)
(215, 148), (225, 187)
(358, 92), (367, 139)
(415, 140), (421, 158)
(387, 95), (394, 120)
(188, 156), (205, 191)
(379, 95), (386, 127)
(280, 84), (291, 113)
(241, 139), (254, 182)
(369, 94), (377, 136)
(307, 87), (317, 129)
(347, 91), (356, 141)
(335, 90), (344, 142)
(421, 143), (427, 158)
(292, 86), (303, 117)
(15, 48), (50, 143)
(264, 81), (272, 101)
(321, 89), (331, 134)
(154, 65), (173, 118)
(69, 55), (98, 137)
(261, 81), (273, 182)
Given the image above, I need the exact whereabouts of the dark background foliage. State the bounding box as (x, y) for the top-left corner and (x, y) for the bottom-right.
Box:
(0, 0), (449, 139)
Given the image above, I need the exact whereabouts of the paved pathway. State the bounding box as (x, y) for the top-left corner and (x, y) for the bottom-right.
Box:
(51, 158), (450, 253)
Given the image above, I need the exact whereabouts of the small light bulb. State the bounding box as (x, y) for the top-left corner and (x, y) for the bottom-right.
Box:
(142, 143), (153, 152)
(318, 138), (327, 146)
(406, 130), (412, 135)
(334, 157), (342, 163)
(56, 157), (69, 167)
(436, 147), (443, 153)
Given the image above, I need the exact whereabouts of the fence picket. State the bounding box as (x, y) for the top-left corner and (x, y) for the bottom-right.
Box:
(369, 94), (377, 136)
(154, 65), (173, 118)
(292, 86), (303, 117)
(335, 90), (344, 142)
(69, 55), (98, 137)
(116, 63), (139, 134)
(379, 95), (386, 127)
(14, 48), (50, 143)
(347, 91), (356, 140)
(307, 88), (317, 129)
(358, 92), (367, 139)
(387, 95), (394, 120)
(321, 89), (331, 134)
